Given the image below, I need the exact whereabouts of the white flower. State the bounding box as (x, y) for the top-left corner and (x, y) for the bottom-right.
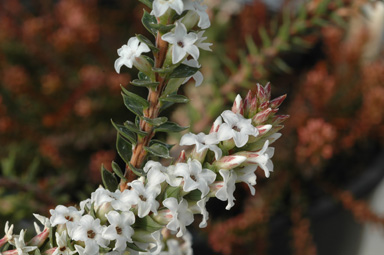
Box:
(91, 186), (117, 209)
(53, 231), (76, 255)
(215, 169), (237, 210)
(49, 205), (82, 236)
(71, 215), (108, 255)
(134, 230), (164, 255)
(174, 159), (216, 199)
(218, 110), (259, 147)
(189, 197), (210, 228)
(14, 230), (37, 255)
(152, 0), (184, 17)
(111, 189), (137, 212)
(33, 214), (50, 234)
(3, 221), (14, 240)
(130, 180), (160, 218)
(182, 59), (203, 87)
(195, 31), (212, 51)
(183, 0), (210, 29)
(236, 165), (257, 195)
(103, 211), (135, 251)
(244, 140), (274, 178)
(115, 37), (150, 73)
(163, 198), (194, 238)
(162, 22), (199, 64)
(180, 132), (222, 159)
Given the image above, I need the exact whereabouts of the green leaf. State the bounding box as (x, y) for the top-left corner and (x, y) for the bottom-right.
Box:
(274, 58), (291, 73)
(149, 23), (175, 33)
(124, 120), (148, 136)
(152, 66), (174, 74)
(245, 35), (258, 55)
(141, 116), (168, 126)
(131, 79), (159, 88)
(128, 162), (146, 176)
(111, 119), (137, 145)
(121, 86), (149, 116)
(155, 121), (189, 132)
(127, 243), (147, 252)
(169, 64), (199, 78)
(138, 72), (150, 80)
(184, 189), (202, 201)
(161, 78), (184, 96)
(164, 186), (181, 199)
(116, 133), (133, 164)
(34, 248), (41, 255)
(160, 94), (189, 103)
(101, 164), (118, 191)
(144, 143), (171, 159)
(136, 34), (159, 53)
(259, 27), (271, 48)
(111, 161), (126, 181)
(142, 10), (157, 36)
(133, 215), (164, 232)
(138, 0), (153, 8)
(149, 139), (174, 150)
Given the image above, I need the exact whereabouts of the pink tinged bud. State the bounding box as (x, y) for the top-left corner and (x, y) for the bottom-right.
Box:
(3, 249), (19, 255)
(256, 124), (272, 135)
(270, 114), (290, 125)
(248, 97), (258, 117)
(175, 150), (186, 163)
(269, 94), (287, 109)
(231, 94), (244, 115)
(213, 155), (247, 169)
(256, 83), (267, 104)
(243, 90), (253, 117)
(210, 116), (222, 133)
(0, 237), (8, 248)
(264, 82), (271, 101)
(29, 228), (50, 247)
(259, 101), (269, 111)
(252, 108), (273, 125)
(44, 247), (57, 255)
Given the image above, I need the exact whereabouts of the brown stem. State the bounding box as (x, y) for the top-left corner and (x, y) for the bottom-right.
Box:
(119, 31), (169, 191)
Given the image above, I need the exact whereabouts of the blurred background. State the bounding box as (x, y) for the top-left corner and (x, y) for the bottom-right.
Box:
(1, 0), (384, 254)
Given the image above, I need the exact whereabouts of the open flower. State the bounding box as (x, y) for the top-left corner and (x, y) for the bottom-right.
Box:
(162, 198), (194, 238)
(182, 59), (203, 87)
(180, 132), (222, 159)
(53, 231), (76, 255)
(195, 31), (212, 51)
(236, 165), (257, 195)
(103, 211), (135, 251)
(152, 0), (184, 17)
(14, 230), (37, 255)
(49, 205), (82, 236)
(218, 110), (259, 147)
(183, 0), (210, 29)
(129, 180), (160, 218)
(162, 21), (199, 64)
(71, 215), (108, 255)
(114, 37), (150, 73)
(215, 169), (237, 210)
(0, 222), (14, 247)
(174, 159), (217, 199)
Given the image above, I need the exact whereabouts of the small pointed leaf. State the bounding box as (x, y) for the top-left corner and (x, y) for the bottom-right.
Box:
(128, 162), (145, 176)
(142, 10), (157, 36)
(144, 143), (171, 159)
(149, 23), (175, 33)
(164, 186), (181, 200)
(184, 189), (202, 201)
(138, 0), (153, 8)
(131, 79), (159, 88)
(149, 139), (174, 150)
(155, 121), (189, 133)
(138, 72), (150, 80)
(121, 86), (149, 116)
(101, 164), (118, 191)
(124, 120), (148, 136)
(160, 94), (189, 103)
(136, 34), (159, 52)
(116, 133), (133, 164)
(141, 116), (168, 126)
(111, 119), (137, 145)
(133, 215), (164, 232)
(127, 243), (147, 252)
(152, 66), (174, 74)
(112, 161), (126, 181)
(169, 64), (199, 78)
(161, 78), (184, 96)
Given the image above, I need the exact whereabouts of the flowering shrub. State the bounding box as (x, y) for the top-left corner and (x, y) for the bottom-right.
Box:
(0, 1), (287, 255)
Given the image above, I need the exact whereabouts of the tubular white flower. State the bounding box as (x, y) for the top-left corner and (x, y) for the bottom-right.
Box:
(162, 21), (199, 64)
(162, 198), (194, 238)
(111, 189), (137, 212)
(130, 180), (160, 218)
(195, 31), (212, 51)
(215, 169), (237, 210)
(114, 37), (150, 73)
(180, 132), (222, 160)
(152, 0), (184, 17)
(174, 159), (216, 198)
(236, 165), (257, 195)
(1, 221), (14, 245)
(103, 211), (135, 252)
(245, 140), (275, 178)
(134, 230), (164, 255)
(14, 230), (37, 255)
(182, 59), (203, 87)
(90, 186), (117, 210)
(189, 197), (210, 228)
(71, 215), (109, 255)
(52, 231), (76, 255)
(218, 110), (259, 147)
(49, 205), (82, 236)
(183, 0), (210, 29)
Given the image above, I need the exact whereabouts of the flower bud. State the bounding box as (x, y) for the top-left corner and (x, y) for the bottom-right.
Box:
(231, 94), (244, 115)
(95, 202), (113, 224)
(213, 155), (247, 170)
(133, 56), (155, 80)
(28, 228), (50, 247)
(210, 116), (222, 133)
(269, 94), (287, 109)
(175, 150), (186, 163)
(181, 10), (200, 31)
(243, 90), (253, 117)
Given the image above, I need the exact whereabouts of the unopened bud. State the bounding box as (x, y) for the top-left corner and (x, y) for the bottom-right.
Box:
(133, 56), (154, 80)
(213, 155), (247, 170)
(269, 94), (287, 109)
(243, 90), (253, 117)
(175, 150), (186, 163)
(181, 10), (200, 31)
(210, 116), (222, 133)
(231, 94), (244, 115)
(252, 108), (273, 125)
(29, 228), (50, 247)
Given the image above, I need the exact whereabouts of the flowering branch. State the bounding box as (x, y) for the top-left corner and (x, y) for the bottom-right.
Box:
(0, 1), (288, 255)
